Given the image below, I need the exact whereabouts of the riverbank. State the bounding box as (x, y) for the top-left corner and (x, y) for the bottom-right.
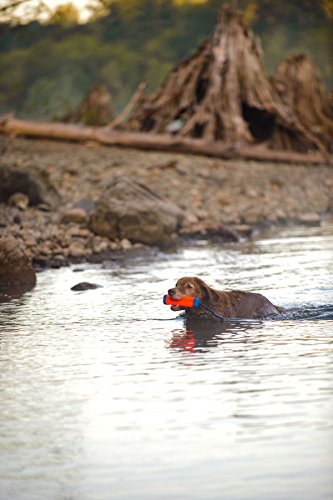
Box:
(1, 135), (332, 268)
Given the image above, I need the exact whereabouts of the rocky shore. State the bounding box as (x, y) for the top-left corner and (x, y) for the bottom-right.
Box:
(1, 135), (332, 272)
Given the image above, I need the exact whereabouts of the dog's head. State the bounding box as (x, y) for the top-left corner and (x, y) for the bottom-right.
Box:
(168, 276), (219, 311)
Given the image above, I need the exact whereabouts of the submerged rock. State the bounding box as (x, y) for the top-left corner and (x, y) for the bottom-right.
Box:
(0, 236), (36, 299)
(89, 176), (183, 246)
(71, 282), (102, 291)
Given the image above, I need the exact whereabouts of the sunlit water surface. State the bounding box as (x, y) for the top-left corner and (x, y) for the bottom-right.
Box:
(0, 225), (332, 499)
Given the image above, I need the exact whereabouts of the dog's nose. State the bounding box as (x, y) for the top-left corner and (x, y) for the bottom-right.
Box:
(168, 288), (176, 297)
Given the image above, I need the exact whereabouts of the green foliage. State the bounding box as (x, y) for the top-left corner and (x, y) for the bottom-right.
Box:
(23, 75), (80, 118)
(0, 0), (331, 119)
(0, 49), (28, 109)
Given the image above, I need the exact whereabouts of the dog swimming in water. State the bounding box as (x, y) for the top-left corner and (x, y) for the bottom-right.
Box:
(167, 276), (281, 320)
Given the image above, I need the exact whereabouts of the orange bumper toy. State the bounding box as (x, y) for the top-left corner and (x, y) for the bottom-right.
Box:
(163, 295), (200, 308)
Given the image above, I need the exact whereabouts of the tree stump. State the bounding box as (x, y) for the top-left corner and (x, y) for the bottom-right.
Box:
(62, 85), (113, 126)
(126, 5), (330, 154)
(272, 54), (333, 153)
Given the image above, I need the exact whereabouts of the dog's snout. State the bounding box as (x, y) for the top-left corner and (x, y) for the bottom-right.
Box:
(168, 288), (176, 297)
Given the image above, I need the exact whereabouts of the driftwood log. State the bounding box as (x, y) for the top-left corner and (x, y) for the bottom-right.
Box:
(126, 5), (332, 155)
(0, 115), (329, 165)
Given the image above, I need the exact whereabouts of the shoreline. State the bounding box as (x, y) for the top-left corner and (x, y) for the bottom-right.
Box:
(1, 136), (332, 271)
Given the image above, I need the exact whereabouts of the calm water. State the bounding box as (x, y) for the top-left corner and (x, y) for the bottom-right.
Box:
(0, 225), (332, 500)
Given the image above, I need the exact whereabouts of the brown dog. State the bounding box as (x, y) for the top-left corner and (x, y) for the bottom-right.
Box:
(168, 276), (281, 319)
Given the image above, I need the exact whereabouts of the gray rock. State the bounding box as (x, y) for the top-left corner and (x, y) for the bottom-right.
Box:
(89, 176), (183, 246)
(0, 164), (60, 207)
(0, 236), (36, 299)
(71, 282), (102, 291)
(73, 199), (95, 215)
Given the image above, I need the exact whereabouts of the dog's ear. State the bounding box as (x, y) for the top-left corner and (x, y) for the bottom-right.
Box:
(206, 287), (220, 305)
(193, 277), (220, 305)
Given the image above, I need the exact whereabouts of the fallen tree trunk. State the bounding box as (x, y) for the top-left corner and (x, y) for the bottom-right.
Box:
(0, 115), (330, 165)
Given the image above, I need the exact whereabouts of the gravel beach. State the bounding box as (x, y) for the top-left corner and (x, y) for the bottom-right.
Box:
(1, 135), (332, 268)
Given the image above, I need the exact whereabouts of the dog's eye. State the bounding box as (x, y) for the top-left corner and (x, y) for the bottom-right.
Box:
(185, 283), (194, 289)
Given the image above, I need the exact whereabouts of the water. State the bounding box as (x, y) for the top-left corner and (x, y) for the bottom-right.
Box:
(0, 225), (332, 500)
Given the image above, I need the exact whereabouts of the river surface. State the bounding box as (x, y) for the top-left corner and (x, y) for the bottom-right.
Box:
(0, 224), (333, 500)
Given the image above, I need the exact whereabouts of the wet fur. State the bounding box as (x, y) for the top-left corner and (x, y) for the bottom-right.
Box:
(168, 276), (280, 320)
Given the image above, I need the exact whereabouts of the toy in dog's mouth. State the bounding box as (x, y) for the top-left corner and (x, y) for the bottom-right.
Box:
(163, 294), (228, 322)
(163, 295), (199, 311)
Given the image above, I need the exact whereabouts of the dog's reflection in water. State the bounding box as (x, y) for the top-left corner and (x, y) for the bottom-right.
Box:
(168, 317), (254, 352)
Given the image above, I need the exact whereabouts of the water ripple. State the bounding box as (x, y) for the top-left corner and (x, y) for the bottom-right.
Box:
(0, 226), (332, 499)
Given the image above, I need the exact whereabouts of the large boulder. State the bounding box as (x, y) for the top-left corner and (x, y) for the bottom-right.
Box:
(0, 164), (60, 207)
(0, 236), (36, 300)
(89, 176), (183, 246)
